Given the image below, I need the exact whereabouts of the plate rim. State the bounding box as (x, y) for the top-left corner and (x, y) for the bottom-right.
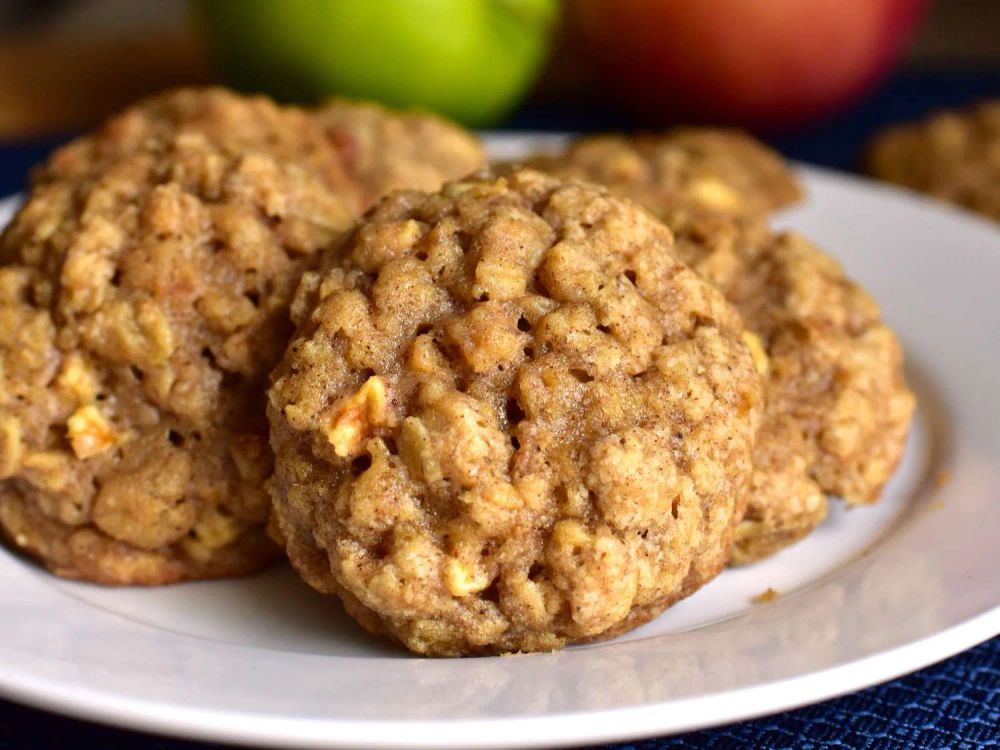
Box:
(0, 608), (997, 749)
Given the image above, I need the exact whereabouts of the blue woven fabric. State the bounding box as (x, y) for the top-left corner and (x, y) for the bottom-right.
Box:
(0, 636), (996, 749)
(596, 636), (1000, 750)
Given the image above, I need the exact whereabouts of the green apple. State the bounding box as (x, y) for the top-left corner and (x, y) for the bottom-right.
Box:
(195, 0), (559, 126)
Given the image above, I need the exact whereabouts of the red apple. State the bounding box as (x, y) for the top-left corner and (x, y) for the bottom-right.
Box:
(570, 0), (927, 128)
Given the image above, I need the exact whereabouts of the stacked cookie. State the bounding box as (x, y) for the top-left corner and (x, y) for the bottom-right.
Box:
(0, 88), (914, 655)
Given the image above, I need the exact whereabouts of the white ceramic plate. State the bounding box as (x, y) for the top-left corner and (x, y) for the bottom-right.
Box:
(1, 134), (999, 750)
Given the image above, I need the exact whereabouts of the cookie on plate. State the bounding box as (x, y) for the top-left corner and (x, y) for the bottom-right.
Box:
(526, 128), (802, 223)
(0, 89), (356, 584)
(267, 168), (763, 655)
(39, 87), (363, 211)
(672, 218), (915, 563)
(867, 100), (1000, 221)
(317, 98), (486, 210)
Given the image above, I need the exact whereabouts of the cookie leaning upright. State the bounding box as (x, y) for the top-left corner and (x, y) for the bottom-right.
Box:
(316, 98), (486, 210)
(0, 88), (357, 584)
(672, 218), (915, 563)
(267, 168), (763, 655)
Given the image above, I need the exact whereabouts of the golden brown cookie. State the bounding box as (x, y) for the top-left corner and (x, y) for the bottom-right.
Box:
(0, 89), (356, 584)
(39, 87), (364, 212)
(317, 98), (486, 210)
(526, 128), (802, 223)
(867, 100), (1000, 221)
(267, 168), (763, 655)
(672, 218), (915, 563)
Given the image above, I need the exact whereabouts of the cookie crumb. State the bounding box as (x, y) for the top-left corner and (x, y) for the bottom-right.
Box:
(934, 469), (951, 488)
(752, 587), (781, 604)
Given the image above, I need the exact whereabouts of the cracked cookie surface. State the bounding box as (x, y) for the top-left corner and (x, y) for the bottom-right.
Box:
(0, 88), (356, 584)
(268, 168), (762, 655)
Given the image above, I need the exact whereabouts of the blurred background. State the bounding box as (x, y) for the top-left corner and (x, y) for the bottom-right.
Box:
(0, 0), (998, 193)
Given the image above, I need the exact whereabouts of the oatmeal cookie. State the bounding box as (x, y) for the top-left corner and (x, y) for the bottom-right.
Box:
(672, 218), (915, 563)
(39, 87), (363, 211)
(527, 129), (802, 224)
(0, 89), (356, 584)
(317, 98), (486, 210)
(267, 168), (763, 655)
(867, 100), (1000, 221)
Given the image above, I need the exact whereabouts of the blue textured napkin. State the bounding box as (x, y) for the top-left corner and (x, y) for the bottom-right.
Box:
(1, 69), (999, 749)
(601, 636), (1000, 750)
